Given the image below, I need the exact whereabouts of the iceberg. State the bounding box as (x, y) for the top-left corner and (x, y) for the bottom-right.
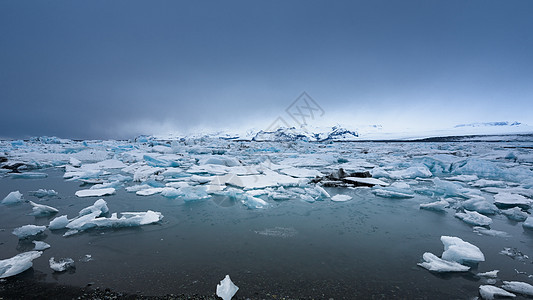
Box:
(75, 188), (115, 197)
(461, 196), (499, 215)
(48, 215), (70, 230)
(522, 217), (533, 230)
(331, 194), (352, 202)
(240, 194), (270, 209)
(479, 285), (516, 300)
(11, 172), (48, 179)
(419, 199), (449, 212)
(417, 252), (470, 272)
(374, 166), (432, 180)
(0, 251), (43, 279)
(2, 190), (23, 204)
(216, 275), (239, 300)
(473, 227), (511, 238)
(49, 257), (75, 272)
(30, 189), (58, 198)
(493, 193), (532, 208)
(29, 201), (59, 216)
(501, 281), (533, 296)
(441, 236), (485, 264)
(501, 207), (528, 222)
(455, 210), (492, 226)
(33, 241), (51, 250)
(12, 224), (47, 239)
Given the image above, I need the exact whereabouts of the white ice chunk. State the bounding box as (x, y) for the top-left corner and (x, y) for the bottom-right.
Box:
(420, 199), (449, 212)
(2, 191), (23, 204)
(216, 275), (239, 300)
(501, 281), (533, 296)
(190, 175), (212, 184)
(373, 166), (432, 180)
(479, 285), (515, 300)
(331, 194), (352, 202)
(125, 184), (152, 192)
(473, 227), (511, 238)
(455, 210), (492, 226)
(160, 187), (181, 198)
(240, 195), (270, 209)
(461, 196), (499, 215)
(417, 252), (470, 272)
(136, 187), (164, 196)
(11, 172), (48, 179)
(344, 177), (389, 186)
(78, 199), (109, 216)
(48, 215), (69, 230)
(441, 236), (485, 264)
(501, 207), (528, 222)
(373, 188), (414, 199)
(446, 175), (479, 182)
(494, 193), (532, 207)
(201, 156), (241, 167)
(29, 201), (59, 216)
(75, 188), (115, 197)
(49, 257), (75, 272)
(33, 241), (50, 250)
(30, 189), (58, 198)
(523, 217), (533, 230)
(472, 179), (507, 188)
(0, 251), (42, 279)
(477, 270), (499, 278)
(69, 157), (81, 167)
(279, 167), (323, 178)
(12, 224), (46, 239)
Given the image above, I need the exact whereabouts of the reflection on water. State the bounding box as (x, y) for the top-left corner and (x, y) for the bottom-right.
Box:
(1, 168), (533, 299)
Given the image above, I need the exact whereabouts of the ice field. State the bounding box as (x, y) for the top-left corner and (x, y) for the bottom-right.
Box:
(1, 133), (533, 299)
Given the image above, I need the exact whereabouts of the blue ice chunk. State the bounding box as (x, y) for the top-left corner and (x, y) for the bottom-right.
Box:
(143, 155), (179, 167)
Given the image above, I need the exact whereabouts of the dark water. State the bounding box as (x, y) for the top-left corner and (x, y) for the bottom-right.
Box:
(1, 168), (533, 299)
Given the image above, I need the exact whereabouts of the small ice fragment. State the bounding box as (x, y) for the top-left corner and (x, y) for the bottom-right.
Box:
(420, 199), (449, 212)
(136, 187), (164, 196)
(69, 157), (81, 167)
(473, 227), (511, 238)
(33, 241), (51, 250)
(300, 194), (315, 203)
(49, 257), (75, 272)
(501, 207), (528, 222)
(48, 215), (70, 230)
(0, 251), (42, 279)
(479, 285), (516, 300)
(441, 236), (485, 264)
(75, 188), (115, 197)
(501, 281), (533, 296)
(80, 254), (93, 262)
(216, 275), (239, 300)
(29, 201), (59, 216)
(417, 252), (470, 272)
(522, 217), (533, 230)
(2, 191), (23, 204)
(241, 195), (269, 209)
(30, 189), (58, 198)
(477, 270), (499, 278)
(331, 194), (352, 202)
(11, 172), (48, 179)
(12, 225), (46, 239)
(455, 210), (492, 226)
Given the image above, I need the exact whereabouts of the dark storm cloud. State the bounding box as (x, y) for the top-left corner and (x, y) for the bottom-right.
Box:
(1, 0), (532, 139)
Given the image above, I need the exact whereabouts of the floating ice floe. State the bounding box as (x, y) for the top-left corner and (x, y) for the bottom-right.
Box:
(279, 167), (323, 178)
(501, 281), (533, 296)
(446, 175), (479, 182)
(11, 172), (48, 179)
(331, 194), (352, 202)
(522, 217), (533, 230)
(493, 193), (532, 208)
(461, 196), (499, 215)
(455, 210), (492, 226)
(216, 275), (239, 300)
(33, 241), (51, 250)
(344, 177), (389, 187)
(419, 199), (449, 212)
(49, 257), (75, 272)
(12, 224), (47, 239)
(473, 227), (511, 238)
(48, 215), (70, 230)
(0, 251), (42, 279)
(373, 182), (415, 199)
(441, 236), (485, 264)
(75, 187), (115, 197)
(417, 252), (470, 272)
(240, 194), (270, 209)
(136, 187), (164, 196)
(69, 157), (81, 167)
(2, 190), (23, 204)
(29, 201), (58, 216)
(472, 179), (508, 188)
(479, 285), (516, 300)
(477, 270), (499, 278)
(29, 189), (58, 198)
(501, 207), (528, 222)
(373, 166), (432, 180)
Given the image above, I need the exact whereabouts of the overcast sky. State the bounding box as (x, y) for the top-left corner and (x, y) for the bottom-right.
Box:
(1, 0), (532, 139)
